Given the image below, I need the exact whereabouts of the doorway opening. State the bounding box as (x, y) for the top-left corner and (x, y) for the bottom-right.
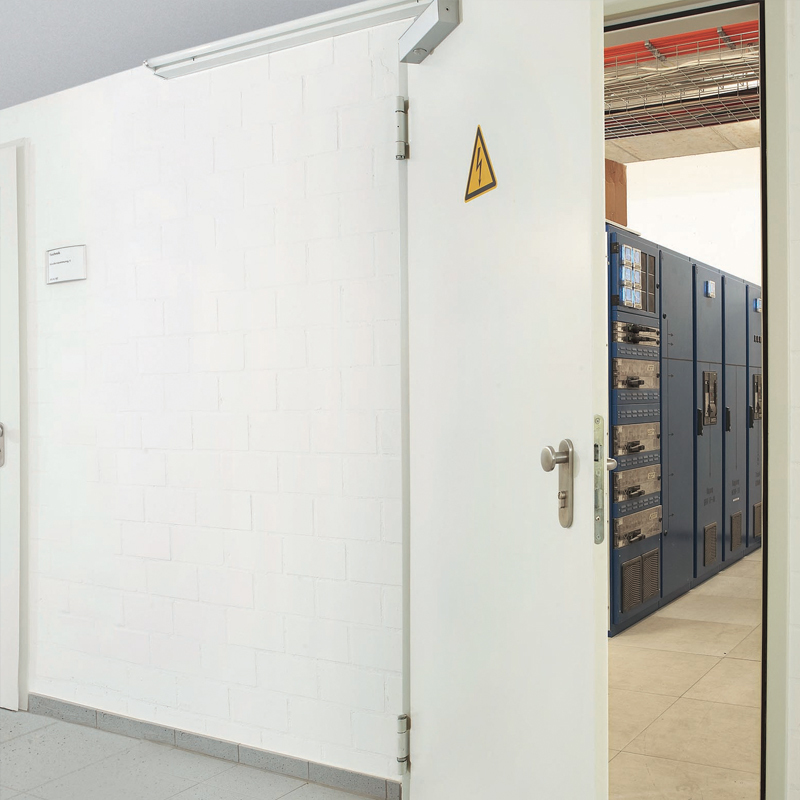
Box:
(602, 4), (765, 797)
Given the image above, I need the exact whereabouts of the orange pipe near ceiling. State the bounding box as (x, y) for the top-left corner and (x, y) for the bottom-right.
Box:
(605, 19), (759, 68)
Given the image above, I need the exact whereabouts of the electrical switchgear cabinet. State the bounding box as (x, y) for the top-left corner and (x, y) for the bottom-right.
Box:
(607, 226), (761, 636)
(660, 248), (694, 362)
(661, 355), (695, 602)
(659, 248), (695, 603)
(607, 227), (663, 635)
(746, 283), (763, 553)
(723, 276), (748, 564)
(694, 263), (724, 584)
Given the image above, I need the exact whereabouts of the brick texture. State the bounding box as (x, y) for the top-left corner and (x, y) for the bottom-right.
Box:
(1, 21), (405, 780)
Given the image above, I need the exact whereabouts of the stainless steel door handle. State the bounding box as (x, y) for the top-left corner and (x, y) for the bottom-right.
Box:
(606, 458), (618, 471)
(541, 439), (574, 528)
(0, 423), (5, 467)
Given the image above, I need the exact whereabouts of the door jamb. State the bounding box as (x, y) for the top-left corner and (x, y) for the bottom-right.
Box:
(0, 139), (26, 712)
(601, 2), (789, 798)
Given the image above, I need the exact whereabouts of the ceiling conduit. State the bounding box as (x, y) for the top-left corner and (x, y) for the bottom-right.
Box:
(604, 20), (760, 139)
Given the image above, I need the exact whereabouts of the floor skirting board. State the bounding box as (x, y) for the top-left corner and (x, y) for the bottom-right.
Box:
(26, 694), (401, 800)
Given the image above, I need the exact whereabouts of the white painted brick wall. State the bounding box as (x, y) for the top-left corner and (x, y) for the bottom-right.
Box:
(1, 20), (405, 779)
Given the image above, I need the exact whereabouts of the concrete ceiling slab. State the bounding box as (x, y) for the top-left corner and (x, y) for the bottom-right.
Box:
(605, 121), (760, 164)
(0, 0), (363, 110)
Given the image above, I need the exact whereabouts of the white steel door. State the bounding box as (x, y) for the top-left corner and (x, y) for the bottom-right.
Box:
(406, 2), (608, 797)
(0, 143), (22, 711)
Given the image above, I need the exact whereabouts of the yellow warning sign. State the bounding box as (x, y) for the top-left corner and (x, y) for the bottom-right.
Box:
(464, 125), (497, 203)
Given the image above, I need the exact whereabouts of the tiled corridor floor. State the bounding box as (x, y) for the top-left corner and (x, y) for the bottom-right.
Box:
(1, 551), (764, 800)
(609, 548), (763, 799)
(0, 710), (366, 800)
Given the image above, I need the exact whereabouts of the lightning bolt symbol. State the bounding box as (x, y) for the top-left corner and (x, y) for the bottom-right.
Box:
(477, 146), (483, 186)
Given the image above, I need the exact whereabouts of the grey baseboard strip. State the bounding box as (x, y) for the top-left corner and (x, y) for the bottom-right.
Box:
(27, 693), (401, 800)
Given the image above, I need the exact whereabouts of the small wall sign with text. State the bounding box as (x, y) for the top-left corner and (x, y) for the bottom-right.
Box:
(47, 245), (87, 284)
(465, 125), (497, 203)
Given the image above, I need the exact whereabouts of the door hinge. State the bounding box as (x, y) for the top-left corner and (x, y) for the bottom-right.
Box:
(397, 714), (410, 773)
(395, 97), (409, 161)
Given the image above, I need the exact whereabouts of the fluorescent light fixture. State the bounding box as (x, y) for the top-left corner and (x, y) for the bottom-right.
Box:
(145, 0), (425, 79)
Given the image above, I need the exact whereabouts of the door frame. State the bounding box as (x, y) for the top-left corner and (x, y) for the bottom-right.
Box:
(603, 2), (788, 797)
(0, 139), (25, 711)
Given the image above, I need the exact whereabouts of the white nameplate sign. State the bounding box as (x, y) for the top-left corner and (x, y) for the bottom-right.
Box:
(47, 245), (87, 284)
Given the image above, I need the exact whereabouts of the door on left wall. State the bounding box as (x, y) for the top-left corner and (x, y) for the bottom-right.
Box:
(0, 142), (22, 711)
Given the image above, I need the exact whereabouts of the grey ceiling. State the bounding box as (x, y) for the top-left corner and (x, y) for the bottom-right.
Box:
(0, 0), (361, 110)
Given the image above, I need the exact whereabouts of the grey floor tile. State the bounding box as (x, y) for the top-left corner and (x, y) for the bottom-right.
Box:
(308, 764), (386, 799)
(0, 787), (19, 800)
(0, 710), (56, 744)
(168, 785), (268, 800)
(109, 740), (236, 782)
(284, 784), (368, 800)
(0, 719), (136, 792)
(30, 749), (197, 800)
(204, 764), (306, 799)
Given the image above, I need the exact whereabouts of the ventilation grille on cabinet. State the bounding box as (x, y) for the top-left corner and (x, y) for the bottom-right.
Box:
(642, 548), (660, 603)
(621, 549), (660, 614)
(621, 556), (643, 614)
(704, 522), (718, 566)
(753, 502), (763, 538)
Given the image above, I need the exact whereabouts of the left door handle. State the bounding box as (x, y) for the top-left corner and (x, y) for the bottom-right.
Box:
(541, 439), (574, 528)
(0, 423), (5, 467)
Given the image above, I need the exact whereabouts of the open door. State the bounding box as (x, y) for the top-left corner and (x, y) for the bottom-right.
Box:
(407, 1), (607, 797)
(0, 142), (22, 711)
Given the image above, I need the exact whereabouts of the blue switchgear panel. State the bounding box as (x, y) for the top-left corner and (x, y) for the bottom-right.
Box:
(659, 248), (695, 602)
(607, 225), (663, 635)
(723, 276), (748, 563)
(746, 283), (763, 552)
(694, 262), (724, 583)
(660, 248), (694, 362)
(607, 231), (761, 635)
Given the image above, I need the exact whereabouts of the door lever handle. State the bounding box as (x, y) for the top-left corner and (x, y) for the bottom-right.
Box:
(541, 439), (574, 528)
(541, 446), (569, 472)
(0, 423), (4, 468)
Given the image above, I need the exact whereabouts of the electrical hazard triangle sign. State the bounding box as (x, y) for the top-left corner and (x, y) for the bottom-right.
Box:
(464, 125), (497, 203)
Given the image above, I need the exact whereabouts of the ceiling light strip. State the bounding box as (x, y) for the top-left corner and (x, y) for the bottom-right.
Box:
(145, 0), (425, 79)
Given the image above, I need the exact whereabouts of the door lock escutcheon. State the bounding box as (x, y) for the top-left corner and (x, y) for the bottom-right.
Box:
(541, 439), (574, 528)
